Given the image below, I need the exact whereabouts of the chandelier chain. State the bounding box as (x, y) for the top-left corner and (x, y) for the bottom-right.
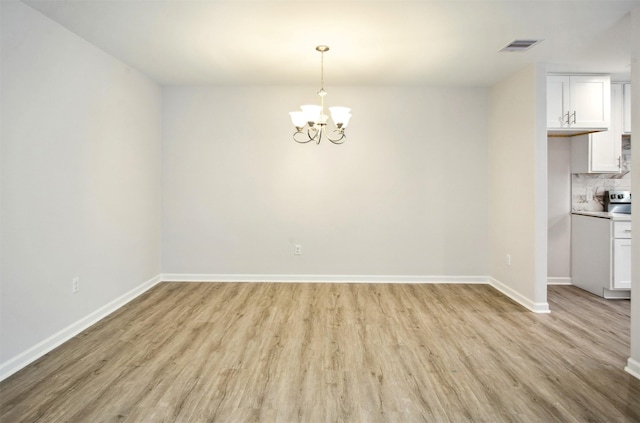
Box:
(320, 50), (324, 92)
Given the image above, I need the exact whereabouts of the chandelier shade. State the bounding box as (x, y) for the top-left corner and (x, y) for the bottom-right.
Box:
(289, 111), (307, 129)
(290, 46), (351, 144)
(329, 106), (351, 128)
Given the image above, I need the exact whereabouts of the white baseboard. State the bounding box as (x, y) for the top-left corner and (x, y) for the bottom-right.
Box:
(160, 273), (489, 284)
(547, 277), (572, 285)
(625, 357), (640, 381)
(162, 274), (548, 313)
(0, 274), (162, 382)
(489, 277), (550, 313)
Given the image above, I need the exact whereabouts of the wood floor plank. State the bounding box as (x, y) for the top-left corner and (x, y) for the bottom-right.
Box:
(2, 283), (640, 422)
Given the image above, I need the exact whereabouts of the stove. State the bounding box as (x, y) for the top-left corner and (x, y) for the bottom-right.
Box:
(604, 190), (631, 214)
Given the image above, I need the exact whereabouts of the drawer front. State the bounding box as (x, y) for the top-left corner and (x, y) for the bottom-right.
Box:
(613, 221), (632, 238)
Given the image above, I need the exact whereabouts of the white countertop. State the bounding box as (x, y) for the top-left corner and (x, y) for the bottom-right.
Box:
(571, 211), (632, 221)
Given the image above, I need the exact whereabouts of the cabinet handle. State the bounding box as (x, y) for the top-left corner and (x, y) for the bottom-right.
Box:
(618, 156), (621, 169)
(624, 229), (632, 233)
(571, 111), (576, 124)
(564, 111), (570, 127)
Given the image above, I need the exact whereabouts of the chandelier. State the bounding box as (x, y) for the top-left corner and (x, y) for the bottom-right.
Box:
(289, 45), (351, 144)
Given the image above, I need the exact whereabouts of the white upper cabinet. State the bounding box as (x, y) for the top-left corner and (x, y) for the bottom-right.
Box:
(571, 132), (621, 173)
(587, 130), (621, 173)
(623, 83), (631, 134)
(547, 74), (611, 135)
(571, 84), (624, 173)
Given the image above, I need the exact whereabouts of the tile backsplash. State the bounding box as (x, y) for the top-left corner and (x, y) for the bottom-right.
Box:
(621, 136), (631, 172)
(572, 136), (631, 212)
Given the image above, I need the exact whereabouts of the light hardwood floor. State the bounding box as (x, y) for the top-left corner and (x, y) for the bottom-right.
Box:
(1, 283), (639, 422)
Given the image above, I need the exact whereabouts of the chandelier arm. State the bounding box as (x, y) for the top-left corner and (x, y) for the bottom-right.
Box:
(311, 126), (322, 145)
(326, 130), (346, 144)
(293, 130), (314, 144)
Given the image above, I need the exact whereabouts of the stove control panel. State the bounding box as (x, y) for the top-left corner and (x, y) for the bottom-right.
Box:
(604, 190), (631, 214)
(607, 191), (631, 203)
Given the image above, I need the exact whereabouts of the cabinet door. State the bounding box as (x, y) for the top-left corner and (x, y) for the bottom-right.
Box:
(623, 83), (631, 134)
(613, 238), (631, 290)
(588, 84), (622, 173)
(570, 75), (610, 129)
(589, 131), (620, 172)
(547, 75), (569, 128)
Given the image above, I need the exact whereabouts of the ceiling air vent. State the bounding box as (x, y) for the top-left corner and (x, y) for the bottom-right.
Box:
(499, 39), (543, 52)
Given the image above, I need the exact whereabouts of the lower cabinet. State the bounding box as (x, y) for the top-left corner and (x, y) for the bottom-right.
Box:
(613, 222), (632, 289)
(571, 214), (631, 298)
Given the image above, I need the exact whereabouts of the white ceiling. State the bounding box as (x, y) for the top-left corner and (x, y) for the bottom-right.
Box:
(22, 0), (640, 87)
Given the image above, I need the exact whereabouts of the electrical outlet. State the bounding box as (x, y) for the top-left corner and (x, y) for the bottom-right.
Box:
(294, 244), (302, 255)
(506, 254), (511, 266)
(72, 277), (80, 293)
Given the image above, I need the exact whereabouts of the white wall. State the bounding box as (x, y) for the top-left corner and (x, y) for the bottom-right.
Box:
(488, 64), (549, 312)
(162, 86), (489, 279)
(0, 1), (162, 373)
(547, 138), (572, 281)
(627, 5), (640, 380)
